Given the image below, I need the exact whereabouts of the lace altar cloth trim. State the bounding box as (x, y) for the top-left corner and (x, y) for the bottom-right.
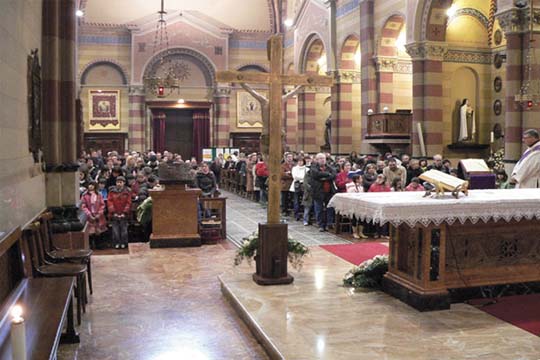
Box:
(328, 189), (540, 227)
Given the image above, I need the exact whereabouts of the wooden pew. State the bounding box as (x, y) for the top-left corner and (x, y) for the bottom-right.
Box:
(0, 228), (79, 360)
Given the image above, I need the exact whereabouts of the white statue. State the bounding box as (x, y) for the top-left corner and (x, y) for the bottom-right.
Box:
(459, 98), (475, 142)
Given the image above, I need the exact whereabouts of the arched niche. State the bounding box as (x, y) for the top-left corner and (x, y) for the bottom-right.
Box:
(81, 61), (128, 85)
(447, 14), (489, 48)
(451, 67), (479, 142)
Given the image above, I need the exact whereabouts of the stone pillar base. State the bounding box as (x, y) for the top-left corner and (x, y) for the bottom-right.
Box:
(46, 171), (79, 207)
(253, 223), (294, 286)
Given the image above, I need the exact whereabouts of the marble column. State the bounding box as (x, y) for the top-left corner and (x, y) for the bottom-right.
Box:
(359, 0), (377, 153)
(128, 86), (146, 152)
(298, 90), (317, 153)
(331, 71), (357, 154)
(375, 57), (397, 112)
(285, 94), (298, 151)
(497, 6), (540, 174)
(214, 86), (231, 148)
(42, 0), (79, 208)
(406, 41), (447, 157)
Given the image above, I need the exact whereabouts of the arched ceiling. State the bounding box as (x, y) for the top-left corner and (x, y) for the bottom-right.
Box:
(80, 0), (273, 31)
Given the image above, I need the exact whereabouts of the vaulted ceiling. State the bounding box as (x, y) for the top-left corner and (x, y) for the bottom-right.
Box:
(80, 0), (273, 31)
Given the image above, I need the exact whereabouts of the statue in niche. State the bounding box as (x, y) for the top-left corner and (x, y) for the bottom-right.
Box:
(458, 98), (475, 143)
(27, 49), (42, 163)
(323, 115), (332, 149)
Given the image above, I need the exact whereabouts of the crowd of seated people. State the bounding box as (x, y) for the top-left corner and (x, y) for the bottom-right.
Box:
(77, 148), (511, 246)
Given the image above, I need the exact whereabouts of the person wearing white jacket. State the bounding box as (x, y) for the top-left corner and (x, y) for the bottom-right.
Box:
(289, 158), (307, 221)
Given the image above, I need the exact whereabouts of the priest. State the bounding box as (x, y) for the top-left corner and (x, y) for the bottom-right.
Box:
(511, 129), (540, 188)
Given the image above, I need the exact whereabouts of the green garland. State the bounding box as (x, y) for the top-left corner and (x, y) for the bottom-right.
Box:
(343, 255), (389, 289)
(234, 231), (309, 271)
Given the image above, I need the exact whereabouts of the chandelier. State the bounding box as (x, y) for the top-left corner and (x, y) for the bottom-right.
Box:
(143, 0), (190, 97)
(515, 0), (540, 109)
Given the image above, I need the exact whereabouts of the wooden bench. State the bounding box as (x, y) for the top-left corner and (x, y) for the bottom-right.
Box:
(0, 228), (79, 360)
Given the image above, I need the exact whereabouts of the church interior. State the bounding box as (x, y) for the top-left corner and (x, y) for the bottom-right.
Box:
(2, 0), (540, 359)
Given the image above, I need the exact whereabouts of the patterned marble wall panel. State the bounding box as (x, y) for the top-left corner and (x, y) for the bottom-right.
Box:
(0, 0), (46, 233)
(336, 0), (360, 55)
(374, 0), (407, 40)
(393, 72), (413, 111)
(351, 83), (362, 151)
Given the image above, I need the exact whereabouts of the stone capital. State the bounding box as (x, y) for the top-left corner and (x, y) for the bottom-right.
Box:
(129, 86), (145, 96)
(405, 41), (448, 61)
(214, 86), (231, 97)
(374, 56), (398, 73)
(328, 70), (361, 84)
(496, 7), (540, 34)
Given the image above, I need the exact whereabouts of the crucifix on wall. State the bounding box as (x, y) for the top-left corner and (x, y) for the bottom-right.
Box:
(216, 34), (333, 285)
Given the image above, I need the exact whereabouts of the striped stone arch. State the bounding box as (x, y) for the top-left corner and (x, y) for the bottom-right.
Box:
(300, 34), (326, 74)
(80, 59), (129, 85)
(378, 15), (405, 57)
(419, 0), (454, 42)
(339, 35), (360, 71)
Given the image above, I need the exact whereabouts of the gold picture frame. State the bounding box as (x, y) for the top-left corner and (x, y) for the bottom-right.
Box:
(89, 90), (120, 131)
(237, 91), (265, 128)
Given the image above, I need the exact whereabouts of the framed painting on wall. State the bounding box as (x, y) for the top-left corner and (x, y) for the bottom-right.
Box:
(89, 90), (120, 131)
(237, 91), (265, 128)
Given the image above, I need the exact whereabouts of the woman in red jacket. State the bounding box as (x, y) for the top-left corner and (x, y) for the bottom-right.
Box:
(81, 181), (107, 244)
(335, 162), (352, 193)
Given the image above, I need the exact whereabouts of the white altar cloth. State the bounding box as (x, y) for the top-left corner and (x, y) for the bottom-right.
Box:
(328, 189), (540, 227)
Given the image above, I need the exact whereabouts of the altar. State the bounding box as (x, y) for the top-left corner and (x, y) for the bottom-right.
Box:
(329, 189), (540, 311)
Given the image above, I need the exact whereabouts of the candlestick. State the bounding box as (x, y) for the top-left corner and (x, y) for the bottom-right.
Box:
(490, 131), (494, 143)
(11, 305), (26, 360)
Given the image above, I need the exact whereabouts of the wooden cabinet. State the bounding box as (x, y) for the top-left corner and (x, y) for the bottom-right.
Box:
(231, 133), (261, 154)
(84, 133), (126, 154)
(366, 113), (412, 138)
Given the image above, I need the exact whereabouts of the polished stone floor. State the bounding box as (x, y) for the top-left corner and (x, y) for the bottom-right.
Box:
(58, 190), (540, 360)
(224, 190), (351, 247)
(221, 247), (540, 360)
(58, 242), (268, 360)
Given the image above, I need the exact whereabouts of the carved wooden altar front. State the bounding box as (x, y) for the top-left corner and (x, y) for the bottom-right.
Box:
(366, 113), (411, 138)
(383, 219), (540, 311)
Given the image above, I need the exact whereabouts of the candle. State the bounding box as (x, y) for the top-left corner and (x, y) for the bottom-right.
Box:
(10, 305), (26, 360)
(490, 131), (494, 143)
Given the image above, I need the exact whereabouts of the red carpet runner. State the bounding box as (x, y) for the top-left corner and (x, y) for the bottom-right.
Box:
(469, 294), (540, 336)
(320, 242), (389, 265)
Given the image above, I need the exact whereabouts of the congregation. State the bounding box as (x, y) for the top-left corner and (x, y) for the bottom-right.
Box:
(77, 147), (514, 247)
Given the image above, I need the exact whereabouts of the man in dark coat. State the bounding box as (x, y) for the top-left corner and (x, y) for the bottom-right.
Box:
(310, 153), (336, 231)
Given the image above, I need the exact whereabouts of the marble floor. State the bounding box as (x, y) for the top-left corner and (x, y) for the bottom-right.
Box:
(58, 191), (540, 360)
(58, 242), (268, 360)
(224, 190), (351, 247)
(221, 247), (540, 360)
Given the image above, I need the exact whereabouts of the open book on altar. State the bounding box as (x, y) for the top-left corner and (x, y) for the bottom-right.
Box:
(459, 159), (490, 174)
(419, 170), (469, 198)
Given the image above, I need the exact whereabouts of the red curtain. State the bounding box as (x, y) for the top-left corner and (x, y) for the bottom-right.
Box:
(153, 112), (166, 153)
(192, 111), (210, 161)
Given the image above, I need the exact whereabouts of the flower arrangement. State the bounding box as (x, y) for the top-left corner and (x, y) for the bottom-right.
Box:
(343, 254), (389, 289)
(488, 148), (505, 172)
(234, 231), (309, 271)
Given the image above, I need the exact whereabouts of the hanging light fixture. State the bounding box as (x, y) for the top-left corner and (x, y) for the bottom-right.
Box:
(143, 0), (190, 97)
(515, 0), (540, 109)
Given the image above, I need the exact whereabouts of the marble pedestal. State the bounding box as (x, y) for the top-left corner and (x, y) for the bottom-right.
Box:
(149, 183), (201, 248)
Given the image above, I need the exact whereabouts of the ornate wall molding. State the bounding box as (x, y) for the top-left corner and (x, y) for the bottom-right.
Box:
(79, 59), (130, 84)
(448, 8), (490, 29)
(444, 49), (492, 64)
(395, 60), (412, 74)
(406, 41), (448, 61)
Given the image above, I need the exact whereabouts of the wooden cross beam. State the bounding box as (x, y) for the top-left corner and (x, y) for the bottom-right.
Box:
(216, 34), (333, 225)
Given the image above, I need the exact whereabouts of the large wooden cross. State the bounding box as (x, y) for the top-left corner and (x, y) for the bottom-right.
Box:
(217, 35), (333, 224)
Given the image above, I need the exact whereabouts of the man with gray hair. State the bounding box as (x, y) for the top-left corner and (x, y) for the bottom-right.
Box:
(511, 129), (540, 188)
(310, 152), (336, 231)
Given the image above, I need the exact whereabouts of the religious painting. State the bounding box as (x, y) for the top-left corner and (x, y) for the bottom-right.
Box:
(89, 90), (120, 131)
(494, 54), (504, 69)
(237, 91), (265, 128)
(494, 29), (503, 46)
